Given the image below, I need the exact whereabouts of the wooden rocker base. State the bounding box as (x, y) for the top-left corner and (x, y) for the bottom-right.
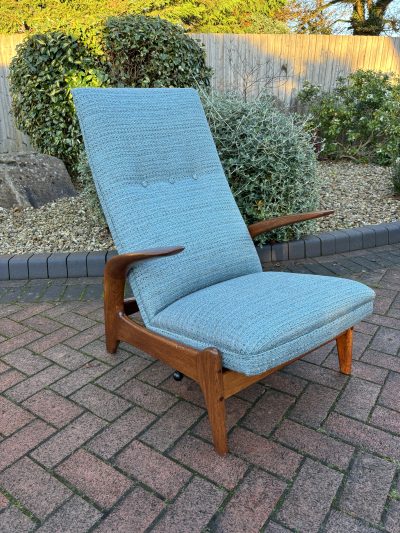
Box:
(104, 248), (353, 456)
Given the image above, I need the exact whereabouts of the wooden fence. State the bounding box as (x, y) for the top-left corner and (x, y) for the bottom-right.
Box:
(0, 34), (32, 153)
(1, 33), (400, 153)
(192, 33), (400, 105)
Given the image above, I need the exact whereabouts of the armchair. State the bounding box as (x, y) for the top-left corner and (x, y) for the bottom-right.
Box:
(73, 88), (375, 455)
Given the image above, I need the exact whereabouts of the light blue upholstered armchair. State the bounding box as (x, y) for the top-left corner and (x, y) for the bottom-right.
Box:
(73, 88), (375, 455)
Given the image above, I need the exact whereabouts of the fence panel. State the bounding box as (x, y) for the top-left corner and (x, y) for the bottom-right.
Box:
(0, 34), (32, 153)
(192, 33), (400, 106)
(1, 33), (400, 152)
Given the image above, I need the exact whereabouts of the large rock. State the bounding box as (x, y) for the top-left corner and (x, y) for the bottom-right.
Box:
(0, 153), (76, 208)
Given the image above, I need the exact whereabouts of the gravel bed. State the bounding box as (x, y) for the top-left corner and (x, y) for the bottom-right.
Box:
(0, 161), (399, 254)
(0, 195), (113, 254)
(316, 161), (400, 232)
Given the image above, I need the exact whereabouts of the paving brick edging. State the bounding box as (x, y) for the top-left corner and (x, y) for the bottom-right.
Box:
(1, 222), (400, 280)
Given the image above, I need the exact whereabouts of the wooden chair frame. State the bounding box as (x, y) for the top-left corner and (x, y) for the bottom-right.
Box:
(104, 209), (353, 455)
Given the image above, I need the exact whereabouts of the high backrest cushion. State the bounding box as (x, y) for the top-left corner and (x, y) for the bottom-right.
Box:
(73, 88), (262, 323)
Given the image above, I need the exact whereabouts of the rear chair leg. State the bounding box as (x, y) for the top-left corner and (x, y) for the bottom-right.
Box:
(336, 327), (353, 375)
(198, 349), (228, 455)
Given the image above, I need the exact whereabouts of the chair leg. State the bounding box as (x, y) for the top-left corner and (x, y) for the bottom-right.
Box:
(336, 327), (353, 375)
(103, 278), (122, 355)
(198, 349), (228, 455)
(105, 327), (119, 354)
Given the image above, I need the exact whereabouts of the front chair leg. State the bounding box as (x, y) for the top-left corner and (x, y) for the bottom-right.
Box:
(336, 328), (353, 375)
(198, 348), (228, 456)
(103, 271), (124, 354)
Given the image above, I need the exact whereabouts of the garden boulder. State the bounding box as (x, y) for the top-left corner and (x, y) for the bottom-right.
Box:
(0, 152), (76, 208)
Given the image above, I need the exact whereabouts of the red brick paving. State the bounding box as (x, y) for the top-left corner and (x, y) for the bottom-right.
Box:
(0, 419), (55, 471)
(1, 251), (400, 530)
(335, 376), (381, 421)
(230, 427), (302, 479)
(370, 404), (400, 434)
(0, 506), (36, 532)
(170, 434), (248, 490)
(288, 382), (338, 427)
(41, 344), (92, 370)
(385, 500), (400, 533)
(213, 468), (286, 532)
(0, 493), (8, 510)
(0, 396), (33, 435)
(22, 389), (83, 428)
(35, 495), (102, 533)
(118, 377), (177, 413)
(241, 389), (294, 436)
(0, 456), (72, 519)
(151, 477), (225, 533)
(70, 383), (131, 421)
(87, 406), (156, 459)
(30, 412), (107, 468)
(193, 396), (247, 442)
(6, 364), (68, 402)
(93, 487), (164, 532)
(0, 368), (25, 392)
(338, 452), (396, 523)
(141, 400), (204, 451)
(274, 419), (354, 470)
(56, 449), (131, 509)
(115, 440), (191, 499)
(3, 347), (50, 375)
(277, 458), (343, 532)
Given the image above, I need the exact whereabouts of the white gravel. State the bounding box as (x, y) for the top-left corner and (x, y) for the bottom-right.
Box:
(0, 161), (399, 254)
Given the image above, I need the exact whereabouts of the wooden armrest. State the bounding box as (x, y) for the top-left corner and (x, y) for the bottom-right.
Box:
(248, 210), (334, 239)
(104, 246), (185, 279)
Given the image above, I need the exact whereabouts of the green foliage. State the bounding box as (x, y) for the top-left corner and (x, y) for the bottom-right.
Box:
(103, 15), (211, 88)
(391, 158), (400, 195)
(155, 0), (288, 33)
(202, 91), (320, 243)
(298, 70), (400, 166)
(9, 17), (211, 176)
(0, 0), (288, 35)
(9, 32), (107, 173)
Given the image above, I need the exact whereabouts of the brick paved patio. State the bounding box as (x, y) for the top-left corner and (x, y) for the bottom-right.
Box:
(1, 245), (400, 531)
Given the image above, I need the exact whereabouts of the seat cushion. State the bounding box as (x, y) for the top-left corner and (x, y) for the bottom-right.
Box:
(148, 272), (375, 376)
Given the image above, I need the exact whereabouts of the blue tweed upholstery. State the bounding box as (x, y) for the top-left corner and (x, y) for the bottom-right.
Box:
(72, 88), (262, 323)
(150, 272), (375, 375)
(73, 87), (375, 376)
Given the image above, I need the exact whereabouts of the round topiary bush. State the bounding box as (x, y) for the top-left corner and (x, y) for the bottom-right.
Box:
(202, 91), (320, 244)
(9, 32), (106, 174)
(9, 18), (212, 177)
(103, 15), (212, 88)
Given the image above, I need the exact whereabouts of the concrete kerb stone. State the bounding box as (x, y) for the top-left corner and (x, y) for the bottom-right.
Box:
(1, 222), (400, 280)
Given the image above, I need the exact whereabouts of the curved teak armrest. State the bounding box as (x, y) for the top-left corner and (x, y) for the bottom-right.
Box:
(104, 246), (185, 280)
(248, 210), (334, 239)
(104, 246), (184, 337)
